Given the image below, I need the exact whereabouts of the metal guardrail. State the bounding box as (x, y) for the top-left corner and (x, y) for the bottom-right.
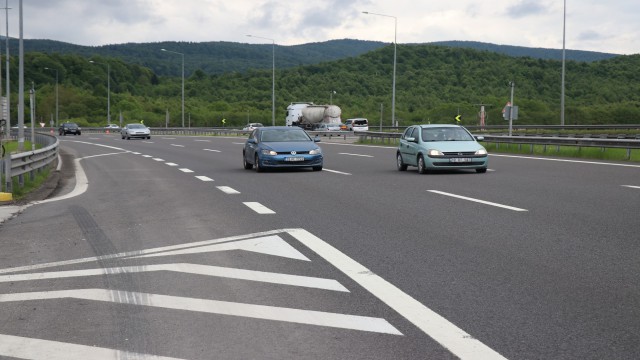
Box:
(480, 135), (640, 159)
(355, 131), (640, 159)
(2, 132), (59, 193)
(82, 126), (354, 140)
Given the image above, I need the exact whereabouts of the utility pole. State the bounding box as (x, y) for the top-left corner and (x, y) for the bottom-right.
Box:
(508, 82), (515, 136)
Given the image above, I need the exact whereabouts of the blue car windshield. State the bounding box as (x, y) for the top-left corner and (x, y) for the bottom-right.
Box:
(422, 127), (474, 142)
(260, 129), (311, 142)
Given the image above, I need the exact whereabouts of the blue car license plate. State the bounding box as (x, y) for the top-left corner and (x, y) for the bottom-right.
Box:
(449, 158), (472, 163)
(285, 157), (305, 162)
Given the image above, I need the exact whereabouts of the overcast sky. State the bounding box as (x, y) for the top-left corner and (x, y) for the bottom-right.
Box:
(8, 0), (639, 55)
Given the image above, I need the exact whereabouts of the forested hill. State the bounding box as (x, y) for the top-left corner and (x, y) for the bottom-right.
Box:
(430, 41), (618, 62)
(3, 37), (621, 77)
(22, 43), (640, 128)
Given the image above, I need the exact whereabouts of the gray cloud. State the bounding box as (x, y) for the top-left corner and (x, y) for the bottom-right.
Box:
(577, 30), (609, 42)
(506, 1), (550, 18)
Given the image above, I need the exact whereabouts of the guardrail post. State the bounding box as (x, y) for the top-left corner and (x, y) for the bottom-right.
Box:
(3, 156), (11, 193)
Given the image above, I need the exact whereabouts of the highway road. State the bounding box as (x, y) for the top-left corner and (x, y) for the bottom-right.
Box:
(1, 133), (639, 359)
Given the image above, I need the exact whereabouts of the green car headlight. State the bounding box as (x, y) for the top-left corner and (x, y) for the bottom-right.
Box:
(261, 149), (277, 156)
(475, 149), (488, 155)
(428, 149), (444, 156)
(309, 148), (322, 155)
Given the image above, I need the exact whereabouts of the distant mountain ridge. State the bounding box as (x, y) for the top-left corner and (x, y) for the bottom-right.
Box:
(1, 37), (621, 77)
(430, 41), (618, 62)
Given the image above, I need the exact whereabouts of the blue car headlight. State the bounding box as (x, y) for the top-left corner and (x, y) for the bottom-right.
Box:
(309, 148), (322, 155)
(261, 149), (277, 156)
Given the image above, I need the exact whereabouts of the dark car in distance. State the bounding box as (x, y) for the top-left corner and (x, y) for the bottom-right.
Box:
(59, 123), (81, 136)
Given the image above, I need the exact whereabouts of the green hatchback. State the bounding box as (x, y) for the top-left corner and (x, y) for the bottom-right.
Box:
(396, 124), (488, 174)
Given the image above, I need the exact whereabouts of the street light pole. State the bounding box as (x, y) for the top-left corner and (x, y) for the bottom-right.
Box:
(2, 0), (9, 140)
(89, 60), (110, 124)
(161, 48), (185, 127)
(363, 11), (397, 127)
(44, 67), (58, 128)
(246, 35), (275, 126)
(561, 0), (566, 126)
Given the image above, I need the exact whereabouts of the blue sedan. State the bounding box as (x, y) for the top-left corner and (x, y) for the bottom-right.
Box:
(243, 126), (323, 172)
(396, 124), (488, 173)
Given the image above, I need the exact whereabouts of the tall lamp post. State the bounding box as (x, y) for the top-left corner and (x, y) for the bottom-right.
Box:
(560, 0), (566, 126)
(363, 11), (397, 127)
(161, 48), (185, 127)
(246, 34), (275, 126)
(44, 67), (58, 128)
(89, 60), (110, 124)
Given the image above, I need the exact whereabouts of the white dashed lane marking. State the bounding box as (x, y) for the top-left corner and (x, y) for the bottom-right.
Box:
(217, 186), (240, 194)
(195, 176), (214, 182)
(179, 168), (194, 173)
(243, 202), (275, 214)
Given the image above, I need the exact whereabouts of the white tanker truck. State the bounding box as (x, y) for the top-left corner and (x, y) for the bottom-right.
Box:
(285, 102), (342, 129)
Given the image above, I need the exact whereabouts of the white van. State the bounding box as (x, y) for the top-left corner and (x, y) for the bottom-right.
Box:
(345, 118), (369, 132)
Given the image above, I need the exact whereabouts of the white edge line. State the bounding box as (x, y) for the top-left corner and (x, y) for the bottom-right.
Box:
(428, 190), (528, 212)
(621, 185), (640, 189)
(288, 228), (507, 360)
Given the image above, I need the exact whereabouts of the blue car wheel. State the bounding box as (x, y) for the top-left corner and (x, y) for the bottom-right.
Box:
(255, 154), (264, 173)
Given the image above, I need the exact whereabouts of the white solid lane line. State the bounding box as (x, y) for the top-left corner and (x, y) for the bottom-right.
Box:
(622, 185), (640, 189)
(0, 334), (186, 360)
(244, 202), (276, 214)
(195, 176), (214, 182)
(0, 289), (401, 335)
(0, 263), (348, 292)
(428, 190), (528, 212)
(289, 228), (507, 360)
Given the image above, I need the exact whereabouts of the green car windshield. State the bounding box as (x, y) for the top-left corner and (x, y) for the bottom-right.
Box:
(260, 129), (311, 142)
(422, 127), (474, 142)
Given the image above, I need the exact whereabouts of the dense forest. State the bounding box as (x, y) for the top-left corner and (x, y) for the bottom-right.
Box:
(5, 41), (640, 129)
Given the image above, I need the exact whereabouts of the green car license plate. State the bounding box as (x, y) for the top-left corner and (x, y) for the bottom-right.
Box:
(449, 158), (472, 163)
(285, 157), (305, 162)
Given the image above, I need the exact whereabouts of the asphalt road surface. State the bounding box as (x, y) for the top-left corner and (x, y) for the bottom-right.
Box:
(0, 133), (639, 360)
